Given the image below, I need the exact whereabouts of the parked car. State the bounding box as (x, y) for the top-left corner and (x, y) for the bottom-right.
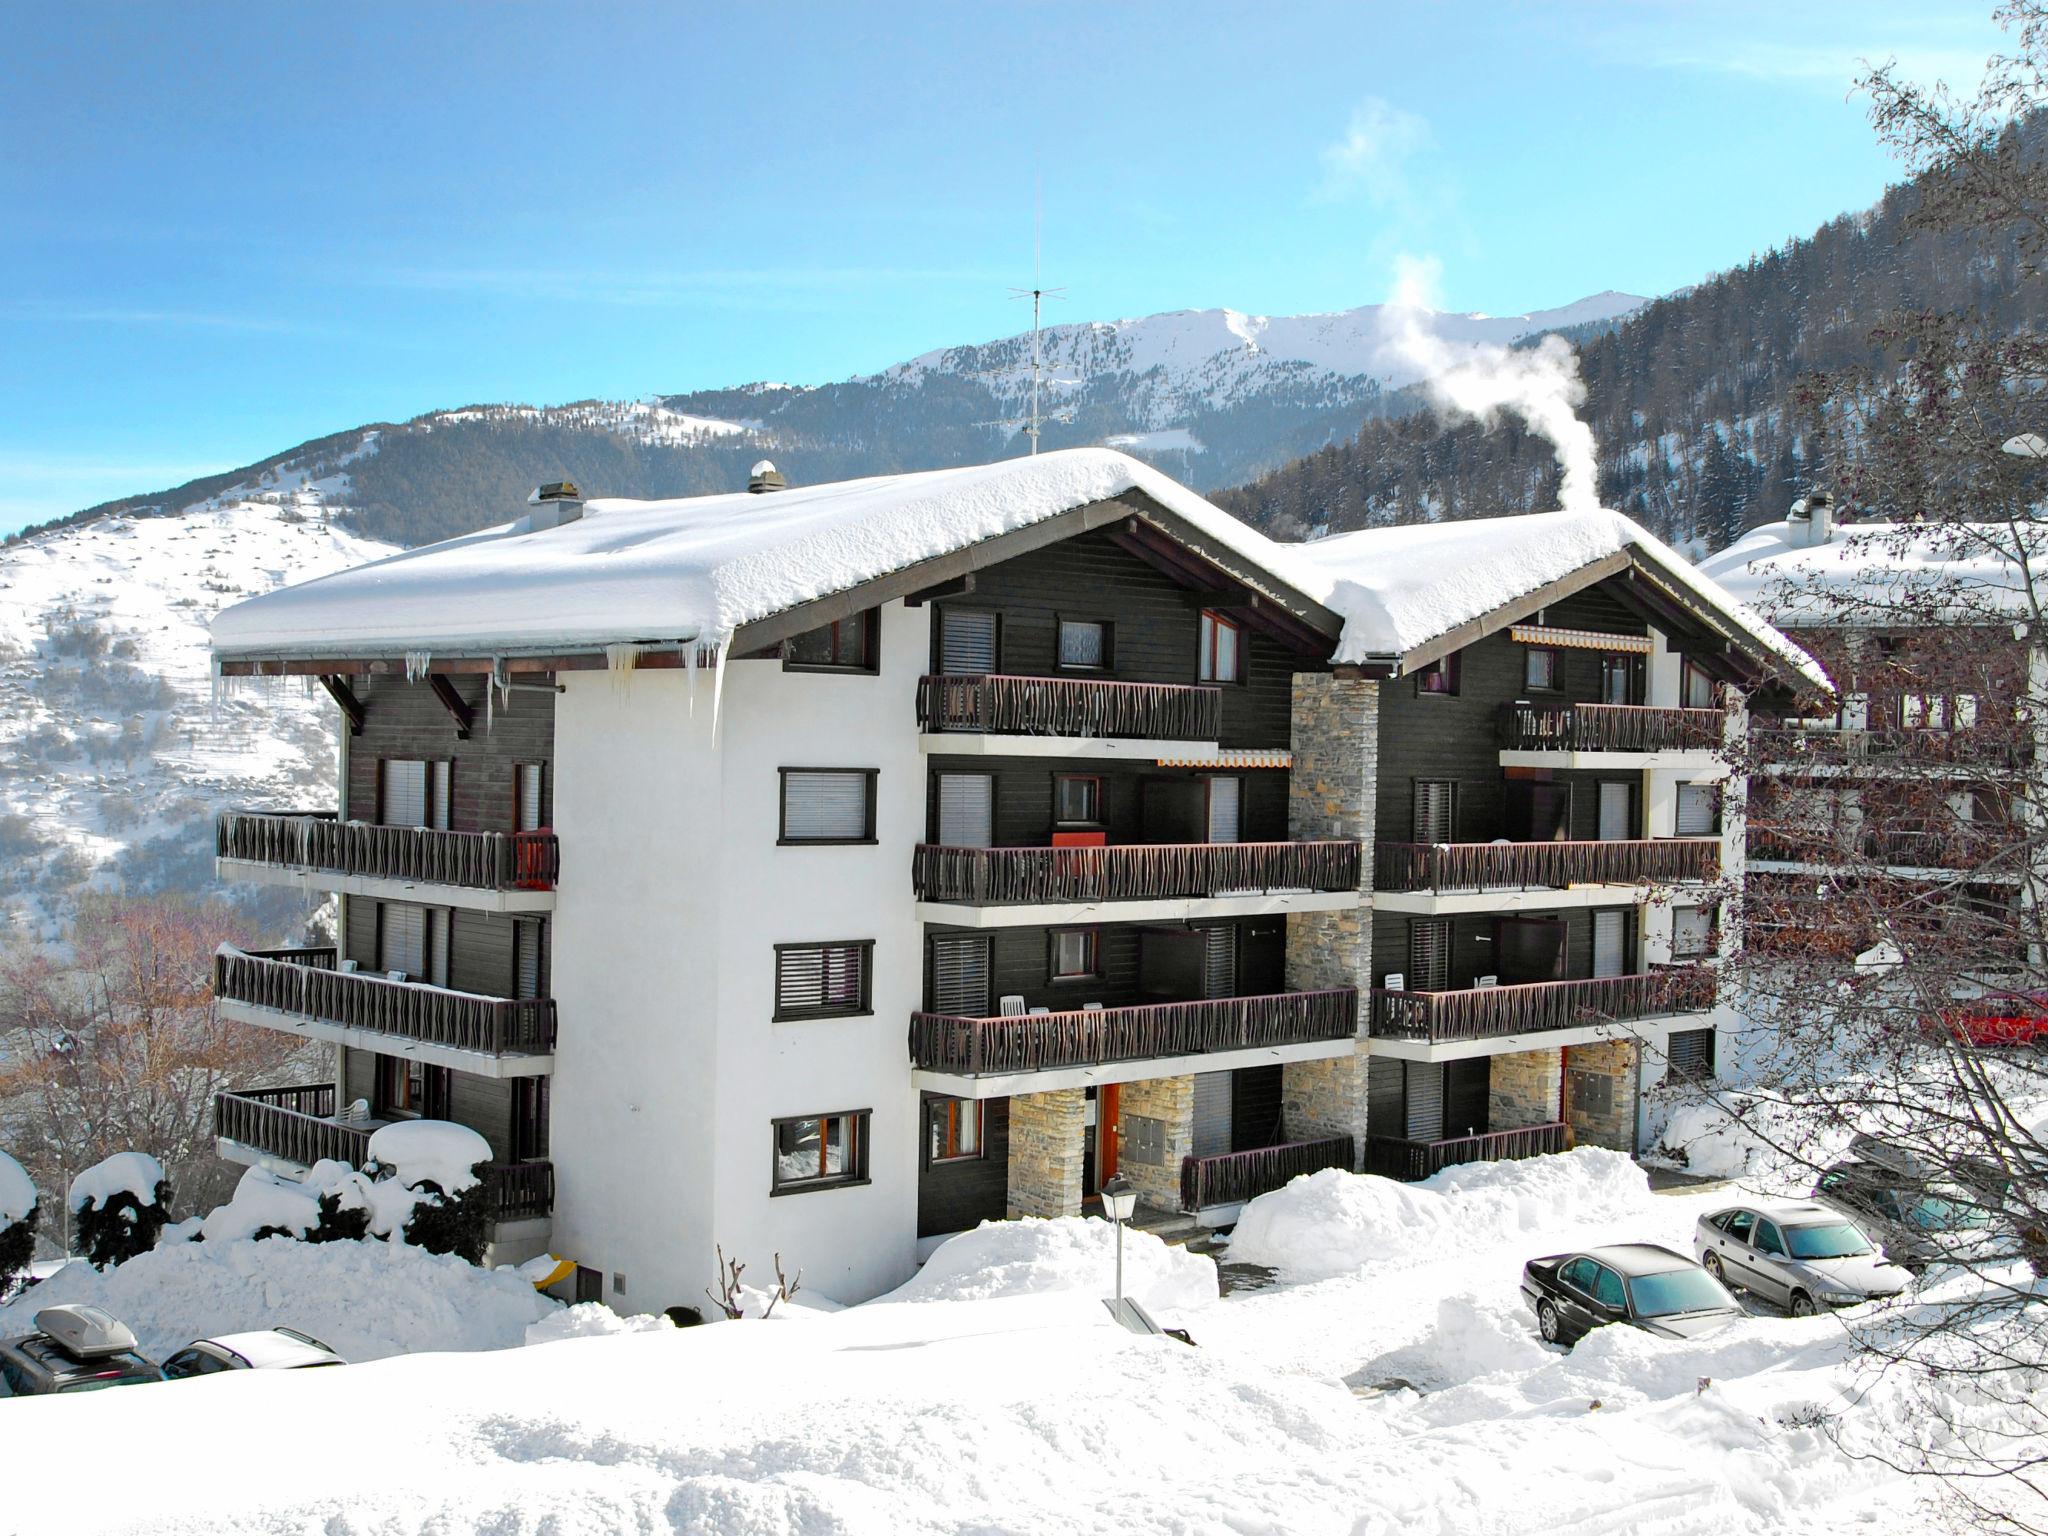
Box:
(1930, 992), (2048, 1047)
(0, 1305), (163, 1398)
(1812, 1160), (2000, 1272)
(1521, 1243), (1746, 1346)
(1848, 1132), (2048, 1221)
(161, 1328), (345, 1378)
(1694, 1202), (1910, 1313)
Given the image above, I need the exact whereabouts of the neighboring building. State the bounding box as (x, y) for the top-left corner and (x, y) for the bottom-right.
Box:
(1698, 499), (2033, 970)
(205, 450), (1815, 1309)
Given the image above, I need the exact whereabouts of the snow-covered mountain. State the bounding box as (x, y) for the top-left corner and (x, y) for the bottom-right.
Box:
(0, 480), (397, 940)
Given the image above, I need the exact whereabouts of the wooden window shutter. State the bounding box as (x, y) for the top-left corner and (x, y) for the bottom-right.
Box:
(1676, 784), (1717, 837)
(514, 921), (543, 999)
(432, 760), (452, 830)
(1414, 780), (1456, 844)
(1667, 1026), (1716, 1080)
(1206, 777), (1241, 844)
(1408, 918), (1451, 992)
(517, 764), (544, 832)
(939, 609), (998, 674)
(1201, 924), (1238, 999)
(936, 773), (993, 847)
(1592, 910), (1625, 980)
(380, 902), (426, 978)
(776, 943), (871, 1018)
(783, 770), (872, 841)
(930, 935), (991, 1017)
(381, 760), (428, 828)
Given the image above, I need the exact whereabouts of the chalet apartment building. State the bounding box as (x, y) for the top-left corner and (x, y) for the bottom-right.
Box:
(1700, 498), (2031, 970)
(205, 449), (1819, 1308)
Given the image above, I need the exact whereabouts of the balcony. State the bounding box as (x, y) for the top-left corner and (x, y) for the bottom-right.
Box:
(215, 946), (555, 1075)
(909, 988), (1358, 1092)
(1497, 703), (1725, 762)
(216, 810), (559, 912)
(1374, 838), (1718, 913)
(1178, 1135), (1356, 1214)
(1368, 967), (1716, 1057)
(214, 1086), (553, 1219)
(912, 840), (1360, 923)
(1366, 1121), (1567, 1181)
(1751, 727), (2025, 774)
(916, 674), (1223, 757)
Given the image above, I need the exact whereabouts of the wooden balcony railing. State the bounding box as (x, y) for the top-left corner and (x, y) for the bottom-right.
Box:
(1751, 727), (2026, 769)
(217, 810), (560, 893)
(1178, 1136), (1355, 1212)
(910, 988), (1358, 1075)
(1366, 1121), (1568, 1181)
(916, 673), (1222, 740)
(214, 1086), (553, 1219)
(1370, 967), (1717, 1045)
(1374, 838), (1719, 893)
(1498, 703), (1725, 754)
(912, 840), (1360, 905)
(215, 946), (557, 1057)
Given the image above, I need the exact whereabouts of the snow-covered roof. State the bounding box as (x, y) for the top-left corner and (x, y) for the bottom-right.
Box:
(211, 447), (1820, 689)
(1283, 508), (1829, 690)
(1697, 516), (2041, 628)
(210, 449), (1328, 662)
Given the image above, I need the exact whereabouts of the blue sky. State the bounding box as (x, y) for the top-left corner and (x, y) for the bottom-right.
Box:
(0, 1), (2002, 533)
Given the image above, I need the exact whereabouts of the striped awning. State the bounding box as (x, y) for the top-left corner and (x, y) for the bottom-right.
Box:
(1508, 624), (1653, 654)
(1154, 748), (1293, 770)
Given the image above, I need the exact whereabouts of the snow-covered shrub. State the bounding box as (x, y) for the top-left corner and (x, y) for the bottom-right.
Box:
(69, 1152), (171, 1269)
(199, 1162), (373, 1245)
(0, 1150), (39, 1294)
(367, 1122), (493, 1265)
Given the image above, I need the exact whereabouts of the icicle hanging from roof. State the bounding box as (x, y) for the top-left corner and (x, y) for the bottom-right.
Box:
(605, 642), (644, 692)
(403, 651), (433, 683)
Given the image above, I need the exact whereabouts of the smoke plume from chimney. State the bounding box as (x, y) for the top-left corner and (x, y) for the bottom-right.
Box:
(1382, 256), (1602, 513)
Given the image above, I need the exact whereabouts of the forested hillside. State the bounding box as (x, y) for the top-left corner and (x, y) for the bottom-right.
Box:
(1217, 147), (2045, 548)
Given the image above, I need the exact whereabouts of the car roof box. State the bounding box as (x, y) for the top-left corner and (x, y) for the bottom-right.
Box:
(34, 1304), (139, 1359)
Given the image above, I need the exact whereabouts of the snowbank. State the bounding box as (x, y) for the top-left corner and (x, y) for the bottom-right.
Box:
(1652, 1094), (1854, 1188)
(524, 1303), (676, 1347)
(0, 1236), (557, 1362)
(367, 1119), (489, 1194)
(881, 1216), (1218, 1313)
(67, 1151), (165, 1213)
(0, 1149), (35, 1225)
(1227, 1148), (1657, 1280)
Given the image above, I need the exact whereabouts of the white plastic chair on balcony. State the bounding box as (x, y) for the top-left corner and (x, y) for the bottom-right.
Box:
(339, 959), (359, 974)
(998, 995), (1026, 1017)
(337, 1098), (371, 1126)
(1027, 1007), (1050, 1015)
(1082, 1002), (1104, 1012)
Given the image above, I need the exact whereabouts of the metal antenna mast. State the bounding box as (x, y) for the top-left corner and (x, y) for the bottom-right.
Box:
(1008, 175), (1064, 455)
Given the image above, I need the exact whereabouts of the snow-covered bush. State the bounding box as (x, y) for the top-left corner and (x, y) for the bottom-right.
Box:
(68, 1152), (170, 1269)
(367, 1122), (493, 1264)
(0, 1150), (39, 1294)
(199, 1161), (373, 1245)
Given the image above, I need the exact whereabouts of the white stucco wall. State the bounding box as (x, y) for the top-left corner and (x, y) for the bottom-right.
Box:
(548, 600), (929, 1314)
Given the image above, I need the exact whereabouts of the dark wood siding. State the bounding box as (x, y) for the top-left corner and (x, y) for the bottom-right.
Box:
(1371, 908), (1615, 991)
(917, 1094), (1011, 1238)
(923, 757), (1287, 846)
(933, 528), (1294, 749)
(345, 675), (555, 833)
(341, 903), (546, 1000)
(923, 916), (1274, 1013)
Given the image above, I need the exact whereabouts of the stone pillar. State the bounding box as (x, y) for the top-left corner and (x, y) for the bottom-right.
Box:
(1006, 1089), (1087, 1219)
(1281, 1054), (1370, 1168)
(1488, 1046), (1564, 1132)
(1117, 1075), (1195, 1214)
(1562, 1040), (1637, 1151)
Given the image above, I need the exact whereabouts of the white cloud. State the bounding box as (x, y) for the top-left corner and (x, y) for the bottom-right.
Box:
(1314, 97), (1433, 207)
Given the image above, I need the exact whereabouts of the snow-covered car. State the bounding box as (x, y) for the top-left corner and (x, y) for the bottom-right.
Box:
(0, 1304), (163, 1398)
(1521, 1243), (1746, 1347)
(1812, 1161), (2000, 1272)
(161, 1328), (345, 1378)
(1694, 1202), (1909, 1313)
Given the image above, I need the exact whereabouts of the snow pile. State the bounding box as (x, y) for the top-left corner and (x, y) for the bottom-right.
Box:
(197, 1161), (372, 1243)
(882, 1216), (1218, 1313)
(0, 1149), (36, 1225)
(0, 1236), (557, 1362)
(524, 1303), (676, 1346)
(1365, 1291), (1555, 1389)
(1653, 1094), (1854, 1189)
(67, 1151), (165, 1213)
(366, 1119), (489, 1194)
(1227, 1148), (1657, 1280)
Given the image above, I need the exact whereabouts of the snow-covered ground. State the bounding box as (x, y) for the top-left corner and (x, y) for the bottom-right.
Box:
(0, 1149), (1992, 1535)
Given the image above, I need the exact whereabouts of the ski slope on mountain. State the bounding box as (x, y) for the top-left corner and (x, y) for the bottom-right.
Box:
(0, 486), (396, 939)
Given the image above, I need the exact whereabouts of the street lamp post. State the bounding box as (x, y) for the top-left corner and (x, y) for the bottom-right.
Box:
(1100, 1173), (1136, 1308)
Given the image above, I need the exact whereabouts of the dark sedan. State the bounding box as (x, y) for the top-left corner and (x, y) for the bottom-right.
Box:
(1522, 1242), (1746, 1346)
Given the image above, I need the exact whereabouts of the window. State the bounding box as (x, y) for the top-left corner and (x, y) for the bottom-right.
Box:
(1667, 1026), (1716, 1081)
(1055, 774), (1102, 825)
(380, 902), (427, 979)
(1671, 904), (1714, 959)
(1600, 653), (1643, 706)
(1407, 918), (1451, 992)
(929, 935), (991, 1016)
(512, 1077), (550, 1160)
(937, 607), (999, 674)
(376, 1055), (448, 1118)
(1558, 1256), (1595, 1293)
(1524, 647), (1559, 691)
(1675, 783), (1719, 837)
(380, 758), (450, 828)
(928, 1097), (984, 1162)
(1415, 651), (1460, 696)
(779, 768), (877, 844)
(785, 610), (877, 673)
(1724, 1209), (1756, 1244)
(1590, 1265), (1626, 1310)
(1198, 610), (1241, 683)
(1754, 1219), (1786, 1256)
(1681, 660), (1717, 710)
(513, 919), (544, 999)
(1413, 779), (1458, 843)
(1050, 927), (1100, 981)
(1057, 619), (1110, 671)
(772, 1111), (869, 1193)
(515, 763), (545, 832)
(935, 772), (993, 847)
(774, 941), (874, 1020)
